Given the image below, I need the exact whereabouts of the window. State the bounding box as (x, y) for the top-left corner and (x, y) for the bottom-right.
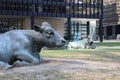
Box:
(79, 7), (82, 14)
(0, 18), (24, 33)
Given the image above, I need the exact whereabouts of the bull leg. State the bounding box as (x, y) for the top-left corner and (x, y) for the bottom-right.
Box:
(39, 57), (49, 63)
(13, 60), (34, 67)
(0, 61), (12, 70)
(13, 58), (48, 67)
(13, 51), (40, 67)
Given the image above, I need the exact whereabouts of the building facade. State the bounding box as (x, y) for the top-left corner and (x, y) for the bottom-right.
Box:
(103, 0), (120, 40)
(0, 0), (103, 41)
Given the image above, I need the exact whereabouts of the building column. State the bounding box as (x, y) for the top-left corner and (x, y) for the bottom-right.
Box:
(87, 21), (90, 36)
(31, 0), (35, 29)
(99, 0), (103, 42)
(67, 18), (71, 40)
(31, 16), (35, 29)
(99, 19), (103, 42)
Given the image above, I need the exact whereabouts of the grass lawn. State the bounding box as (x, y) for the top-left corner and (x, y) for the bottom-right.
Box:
(95, 42), (120, 47)
(0, 42), (120, 80)
(40, 42), (120, 80)
(41, 42), (120, 62)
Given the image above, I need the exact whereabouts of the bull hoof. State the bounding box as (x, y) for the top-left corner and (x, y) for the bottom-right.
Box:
(40, 58), (49, 63)
(41, 60), (49, 63)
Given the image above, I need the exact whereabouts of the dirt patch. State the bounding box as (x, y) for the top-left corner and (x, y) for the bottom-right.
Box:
(0, 58), (120, 80)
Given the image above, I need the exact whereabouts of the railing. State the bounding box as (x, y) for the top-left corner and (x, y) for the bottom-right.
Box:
(0, 0), (102, 19)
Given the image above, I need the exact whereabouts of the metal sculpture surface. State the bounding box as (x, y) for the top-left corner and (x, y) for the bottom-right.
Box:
(0, 22), (66, 69)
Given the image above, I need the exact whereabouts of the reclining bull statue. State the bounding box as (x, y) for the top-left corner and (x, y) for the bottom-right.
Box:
(68, 37), (96, 49)
(0, 22), (66, 69)
(68, 23), (96, 49)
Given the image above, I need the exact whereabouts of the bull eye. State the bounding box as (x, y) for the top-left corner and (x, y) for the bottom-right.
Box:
(47, 31), (54, 35)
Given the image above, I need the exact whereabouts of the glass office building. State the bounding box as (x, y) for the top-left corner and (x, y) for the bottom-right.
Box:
(103, 0), (120, 40)
(0, 0), (103, 41)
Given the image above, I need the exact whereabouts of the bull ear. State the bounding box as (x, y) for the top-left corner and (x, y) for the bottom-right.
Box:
(33, 25), (43, 33)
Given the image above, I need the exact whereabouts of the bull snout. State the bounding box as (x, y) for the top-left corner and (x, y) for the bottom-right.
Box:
(55, 39), (66, 47)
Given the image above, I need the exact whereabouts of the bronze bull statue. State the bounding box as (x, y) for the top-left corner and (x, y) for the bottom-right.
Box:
(0, 22), (66, 69)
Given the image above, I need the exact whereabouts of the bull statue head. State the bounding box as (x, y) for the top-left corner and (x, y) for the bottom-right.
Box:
(86, 37), (96, 49)
(33, 22), (66, 48)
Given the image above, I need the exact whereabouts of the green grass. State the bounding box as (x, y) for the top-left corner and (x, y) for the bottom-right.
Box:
(1, 42), (120, 80)
(40, 42), (120, 80)
(41, 49), (120, 61)
(95, 42), (120, 47)
(41, 42), (120, 63)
